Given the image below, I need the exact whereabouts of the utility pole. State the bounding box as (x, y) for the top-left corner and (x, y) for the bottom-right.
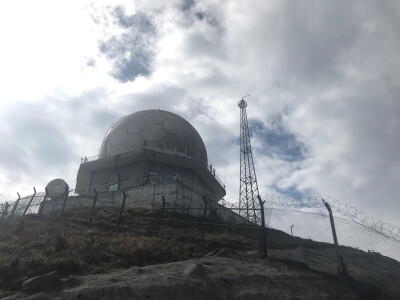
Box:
(238, 96), (261, 225)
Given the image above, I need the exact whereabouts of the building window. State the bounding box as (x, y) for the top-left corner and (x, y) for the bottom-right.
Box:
(147, 170), (158, 177)
(108, 183), (119, 192)
(146, 170), (158, 185)
(172, 174), (182, 181)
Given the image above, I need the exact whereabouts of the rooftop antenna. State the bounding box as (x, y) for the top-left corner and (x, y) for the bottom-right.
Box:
(238, 95), (261, 225)
(81, 139), (88, 159)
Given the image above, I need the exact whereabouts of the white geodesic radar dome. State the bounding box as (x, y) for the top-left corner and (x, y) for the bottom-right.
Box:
(98, 110), (208, 165)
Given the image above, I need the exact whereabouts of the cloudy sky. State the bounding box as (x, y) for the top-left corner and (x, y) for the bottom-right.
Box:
(0, 0), (399, 226)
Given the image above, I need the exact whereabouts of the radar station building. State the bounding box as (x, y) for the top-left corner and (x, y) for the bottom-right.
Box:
(75, 110), (227, 215)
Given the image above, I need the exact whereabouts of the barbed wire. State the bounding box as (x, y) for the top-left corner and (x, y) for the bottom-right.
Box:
(1, 186), (399, 260)
(222, 193), (400, 241)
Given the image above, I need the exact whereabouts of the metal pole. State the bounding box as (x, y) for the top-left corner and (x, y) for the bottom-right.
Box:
(90, 188), (98, 225)
(115, 155), (121, 182)
(38, 188), (48, 215)
(201, 196), (208, 239)
(257, 195), (267, 258)
(322, 199), (349, 277)
(156, 196), (167, 231)
(290, 225), (294, 237)
(1, 202), (10, 220)
(60, 186), (69, 218)
(10, 193), (21, 218)
(23, 187), (36, 216)
(117, 191), (127, 228)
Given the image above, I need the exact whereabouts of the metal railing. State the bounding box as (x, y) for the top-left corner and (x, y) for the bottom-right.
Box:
(81, 144), (225, 189)
(73, 173), (216, 201)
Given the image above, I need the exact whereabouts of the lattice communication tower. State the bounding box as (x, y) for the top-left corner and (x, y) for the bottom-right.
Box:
(238, 96), (261, 225)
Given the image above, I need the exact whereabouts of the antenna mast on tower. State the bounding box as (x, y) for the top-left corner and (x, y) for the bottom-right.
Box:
(238, 96), (261, 225)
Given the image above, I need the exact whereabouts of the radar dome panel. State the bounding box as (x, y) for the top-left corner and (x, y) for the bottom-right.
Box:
(163, 119), (182, 136)
(98, 110), (208, 165)
(124, 133), (144, 150)
(142, 123), (165, 142)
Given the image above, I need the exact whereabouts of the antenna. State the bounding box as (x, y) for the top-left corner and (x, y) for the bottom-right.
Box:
(81, 139), (88, 159)
(238, 95), (261, 225)
(238, 95), (250, 109)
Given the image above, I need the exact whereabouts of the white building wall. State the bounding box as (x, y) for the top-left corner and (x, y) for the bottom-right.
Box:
(40, 182), (251, 225)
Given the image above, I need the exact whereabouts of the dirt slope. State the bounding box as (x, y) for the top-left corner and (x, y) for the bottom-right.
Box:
(2, 249), (397, 300)
(1, 210), (399, 299)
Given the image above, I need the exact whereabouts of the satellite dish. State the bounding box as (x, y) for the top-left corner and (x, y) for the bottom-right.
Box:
(46, 179), (69, 201)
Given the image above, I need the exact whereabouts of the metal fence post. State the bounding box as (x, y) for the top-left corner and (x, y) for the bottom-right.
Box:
(90, 188), (98, 225)
(155, 196), (167, 231)
(1, 202), (10, 220)
(117, 191), (127, 228)
(322, 199), (349, 277)
(257, 195), (267, 258)
(60, 186), (69, 218)
(201, 196), (208, 239)
(10, 193), (21, 218)
(38, 188), (48, 215)
(23, 187), (36, 216)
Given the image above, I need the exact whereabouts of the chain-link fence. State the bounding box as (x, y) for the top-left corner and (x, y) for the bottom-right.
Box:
(1, 183), (399, 278)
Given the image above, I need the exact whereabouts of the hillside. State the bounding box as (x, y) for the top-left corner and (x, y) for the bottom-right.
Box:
(0, 208), (399, 299)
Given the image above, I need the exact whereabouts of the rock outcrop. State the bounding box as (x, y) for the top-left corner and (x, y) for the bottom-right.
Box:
(3, 247), (398, 300)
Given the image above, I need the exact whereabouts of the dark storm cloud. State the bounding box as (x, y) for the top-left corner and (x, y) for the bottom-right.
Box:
(249, 116), (307, 162)
(98, 6), (157, 83)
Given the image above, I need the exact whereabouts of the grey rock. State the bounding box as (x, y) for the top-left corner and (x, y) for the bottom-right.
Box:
(4, 249), (399, 300)
(183, 263), (208, 278)
(91, 267), (105, 274)
(123, 266), (144, 275)
(63, 276), (80, 288)
(21, 271), (61, 292)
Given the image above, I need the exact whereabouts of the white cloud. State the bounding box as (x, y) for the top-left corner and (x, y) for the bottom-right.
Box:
(0, 0), (399, 230)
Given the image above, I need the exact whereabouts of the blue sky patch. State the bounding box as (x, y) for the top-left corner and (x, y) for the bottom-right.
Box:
(249, 115), (307, 162)
(273, 184), (306, 201)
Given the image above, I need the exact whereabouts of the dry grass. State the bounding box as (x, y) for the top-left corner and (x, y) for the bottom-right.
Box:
(0, 207), (333, 293)
(0, 208), (254, 292)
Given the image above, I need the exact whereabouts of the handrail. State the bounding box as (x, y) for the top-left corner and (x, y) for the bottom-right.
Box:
(81, 144), (225, 190)
(82, 173), (217, 199)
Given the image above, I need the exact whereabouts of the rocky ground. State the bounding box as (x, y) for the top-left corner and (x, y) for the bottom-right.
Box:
(2, 248), (399, 300)
(1, 210), (399, 299)
(269, 246), (400, 299)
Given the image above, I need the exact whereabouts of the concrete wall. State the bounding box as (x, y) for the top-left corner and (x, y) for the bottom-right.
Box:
(41, 182), (251, 225)
(85, 161), (210, 195)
